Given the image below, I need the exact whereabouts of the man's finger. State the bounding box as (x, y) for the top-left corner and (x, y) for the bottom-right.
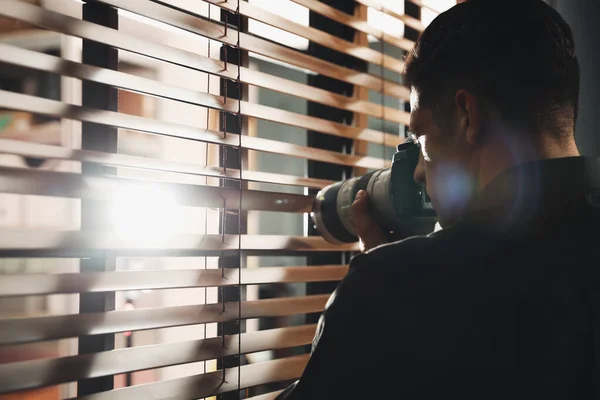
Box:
(351, 190), (371, 235)
(351, 190), (388, 252)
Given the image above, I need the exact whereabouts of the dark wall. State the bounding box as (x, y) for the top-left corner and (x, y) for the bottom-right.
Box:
(548, 0), (600, 156)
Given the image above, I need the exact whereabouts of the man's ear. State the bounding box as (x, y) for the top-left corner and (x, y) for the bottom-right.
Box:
(454, 89), (482, 146)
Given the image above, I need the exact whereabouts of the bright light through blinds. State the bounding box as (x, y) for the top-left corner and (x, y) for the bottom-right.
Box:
(421, 0), (456, 26)
(367, 0), (405, 42)
(109, 186), (182, 244)
(248, 0), (310, 49)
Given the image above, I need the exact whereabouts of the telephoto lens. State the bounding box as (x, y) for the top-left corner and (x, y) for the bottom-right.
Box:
(311, 140), (437, 244)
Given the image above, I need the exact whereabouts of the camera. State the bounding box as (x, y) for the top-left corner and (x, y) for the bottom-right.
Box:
(311, 140), (437, 244)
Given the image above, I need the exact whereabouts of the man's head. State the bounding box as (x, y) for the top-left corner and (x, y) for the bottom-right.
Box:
(405, 0), (580, 227)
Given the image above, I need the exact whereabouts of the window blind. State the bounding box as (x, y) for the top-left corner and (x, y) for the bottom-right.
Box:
(0, 0), (450, 399)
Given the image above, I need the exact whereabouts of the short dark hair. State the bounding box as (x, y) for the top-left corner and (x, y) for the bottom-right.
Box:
(404, 0), (579, 138)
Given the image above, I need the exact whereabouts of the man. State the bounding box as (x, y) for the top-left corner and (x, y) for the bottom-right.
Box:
(277, 0), (600, 398)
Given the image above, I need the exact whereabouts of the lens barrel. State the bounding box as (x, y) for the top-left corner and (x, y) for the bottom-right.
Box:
(311, 141), (436, 243)
(311, 171), (376, 244)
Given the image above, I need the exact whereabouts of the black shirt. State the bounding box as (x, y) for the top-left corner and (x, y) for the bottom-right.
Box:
(277, 157), (600, 399)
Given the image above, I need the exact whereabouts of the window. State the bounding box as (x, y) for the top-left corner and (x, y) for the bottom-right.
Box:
(0, 0), (452, 399)
(367, 0), (405, 41)
(248, 0), (310, 50)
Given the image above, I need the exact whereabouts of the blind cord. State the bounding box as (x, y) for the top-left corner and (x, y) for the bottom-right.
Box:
(236, 0), (243, 396)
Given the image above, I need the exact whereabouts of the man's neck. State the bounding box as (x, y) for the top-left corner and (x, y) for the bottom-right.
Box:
(476, 130), (579, 193)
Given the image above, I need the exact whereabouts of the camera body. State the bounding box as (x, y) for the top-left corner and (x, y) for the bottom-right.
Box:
(311, 140), (437, 244)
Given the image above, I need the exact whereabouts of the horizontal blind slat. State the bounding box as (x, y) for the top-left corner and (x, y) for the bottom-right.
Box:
(0, 265), (349, 296)
(241, 65), (410, 115)
(237, 169), (334, 188)
(203, 0), (405, 72)
(0, 0), (411, 108)
(0, 230), (359, 256)
(0, 133), (389, 177)
(290, 0), (415, 51)
(0, 0), (237, 78)
(0, 89), (241, 146)
(0, 0), (404, 98)
(72, 354), (309, 400)
(243, 101), (405, 144)
(0, 295), (329, 345)
(0, 43), (408, 127)
(0, 325), (316, 394)
(0, 90), (400, 147)
(355, 0), (426, 31)
(407, 0), (444, 14)
(0, 166), (313, 213)
(139, 0), (407, 97)
(0, 139), (334, 189)
(241, 135), (390, 169)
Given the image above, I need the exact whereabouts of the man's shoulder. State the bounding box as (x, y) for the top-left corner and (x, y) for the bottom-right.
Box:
(367, 232), (440, 258)
(345, 225), (500, 288)
(351, 227), (462, 269)
(344, 232), (444, 288)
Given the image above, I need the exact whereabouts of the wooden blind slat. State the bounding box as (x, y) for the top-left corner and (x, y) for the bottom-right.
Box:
(131, 0), (407, 98)
(0, 0), (239, 79)
(0, 166), (314, 213)
(0, 230), (360, 256)
(0, 0), (413, 116)
(72, 355), (308, 400)
(243, 101), (405, 144)
(0, 266), (349, 296)
(0, 139), (333, 189)
(0, 47), (406, 143)
(0, 134), (388, 184)
(0, 90), (400, 148)
(0, 132), (388, 180)
(203, 0), (405, 73)
(0, 0), (405, 98)
(237, 169), (334, 189)
(0, 91), (396, 165)
(0, 325), (315, 394)
(0, 295), (328, 345)
(290, 0), (416, 51)
(241, 65), (410, 115)
(355, 0), (426, 32)
(0, 43), (409, 128)
(0, 89), (242, 145)
(408, 0), (444, 14)
(242, 135), (390, 169)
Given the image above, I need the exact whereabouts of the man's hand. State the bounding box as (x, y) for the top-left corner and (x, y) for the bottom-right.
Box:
(351, 190), (389, 252)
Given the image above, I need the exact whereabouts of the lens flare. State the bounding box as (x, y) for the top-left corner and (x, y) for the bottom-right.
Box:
(433, 163), (475, 218)
(109, 186), (180, 244)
